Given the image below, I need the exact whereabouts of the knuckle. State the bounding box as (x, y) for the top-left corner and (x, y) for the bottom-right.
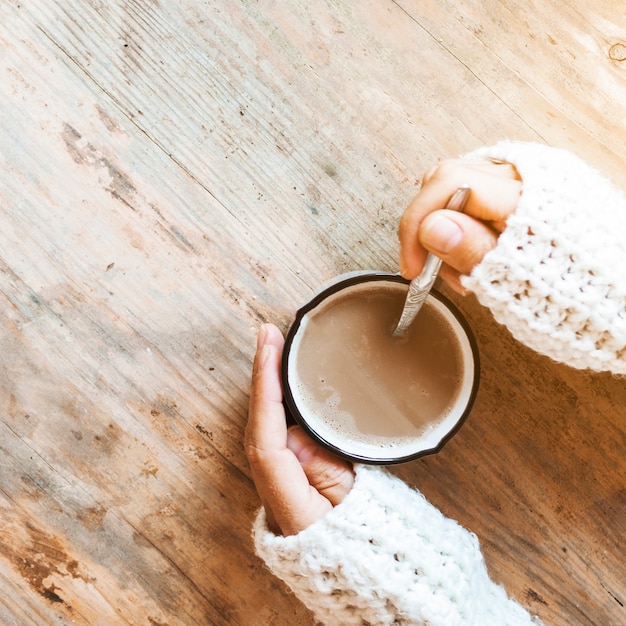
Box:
(421, 165), (438, 184)
(244, 441), (265, 467)
(243, 431), (262, 462)
(309, 455), (349, 490)
(432, 159), (463, 180)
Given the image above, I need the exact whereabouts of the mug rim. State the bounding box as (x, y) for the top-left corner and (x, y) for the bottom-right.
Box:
(281, 271), (480, 465)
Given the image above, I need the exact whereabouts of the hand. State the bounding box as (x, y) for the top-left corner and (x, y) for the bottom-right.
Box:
(245, 324), (355, 536)
(398, 158), (522, 293)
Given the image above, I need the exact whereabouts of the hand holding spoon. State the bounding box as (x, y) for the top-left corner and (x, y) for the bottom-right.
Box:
(392, 186), (471, 337)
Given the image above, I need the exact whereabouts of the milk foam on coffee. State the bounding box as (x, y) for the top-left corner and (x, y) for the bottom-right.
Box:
(286, 280), (476, 461)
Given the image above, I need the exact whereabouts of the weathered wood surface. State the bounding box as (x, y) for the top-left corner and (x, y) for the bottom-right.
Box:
(1, 1), (624, 624)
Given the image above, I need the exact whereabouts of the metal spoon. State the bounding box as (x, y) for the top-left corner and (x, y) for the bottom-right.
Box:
(392, 185), (471, 337)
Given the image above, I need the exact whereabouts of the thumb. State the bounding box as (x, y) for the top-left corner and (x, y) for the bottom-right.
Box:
(286, 426), (355, 506)
(419, 210), (499, 276)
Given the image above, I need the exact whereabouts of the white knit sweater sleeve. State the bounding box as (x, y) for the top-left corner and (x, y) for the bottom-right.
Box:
(254, 465), (537, 626)
(463, 141), (626, 374)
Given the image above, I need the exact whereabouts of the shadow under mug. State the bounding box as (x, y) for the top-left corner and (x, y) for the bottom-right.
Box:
(281, 271), (480, 464)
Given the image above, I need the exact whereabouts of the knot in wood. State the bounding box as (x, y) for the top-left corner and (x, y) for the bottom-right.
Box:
(608, 43), (626, 62)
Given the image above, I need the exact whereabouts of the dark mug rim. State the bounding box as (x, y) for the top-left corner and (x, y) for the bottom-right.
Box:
(281, 271), (480, 465)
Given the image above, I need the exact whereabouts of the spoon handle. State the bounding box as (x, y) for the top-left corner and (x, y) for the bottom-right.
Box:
(392, 186), (471, 337)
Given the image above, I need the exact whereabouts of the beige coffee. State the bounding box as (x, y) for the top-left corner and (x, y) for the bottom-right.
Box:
(287, 279), (475, 460)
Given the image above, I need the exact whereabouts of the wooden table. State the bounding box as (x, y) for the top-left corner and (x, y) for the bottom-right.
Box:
(1, 1), (624, 624)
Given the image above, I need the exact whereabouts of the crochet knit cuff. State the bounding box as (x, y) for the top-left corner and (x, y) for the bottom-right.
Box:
(254, 465), (537, 626)
(463, 141), (626, 374)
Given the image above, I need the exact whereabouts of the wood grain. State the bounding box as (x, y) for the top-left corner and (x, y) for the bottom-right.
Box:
(1, 0), (624, 624)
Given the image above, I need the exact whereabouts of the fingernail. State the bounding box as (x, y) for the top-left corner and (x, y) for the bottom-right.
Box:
(426, 215), (463, 254)
(260, 344), (273, 368)
(253, 343), (272, 376)
(257, 324), (269, 350)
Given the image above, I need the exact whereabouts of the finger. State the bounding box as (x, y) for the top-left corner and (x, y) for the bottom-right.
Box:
(246, 325), (299, 525)
(419, 210), (500, 276)
(437, 265), (468, 296)
(410, 161), (518, 226)
(399, 161), (521, 279)
(247, 324), (287, 452)
(400, 173), (515, 277)
(286, 426), (354, 506)
(421, 159), (498, 185)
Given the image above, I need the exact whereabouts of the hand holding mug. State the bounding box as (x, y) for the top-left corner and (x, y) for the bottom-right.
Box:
(245, 324), (355, 536)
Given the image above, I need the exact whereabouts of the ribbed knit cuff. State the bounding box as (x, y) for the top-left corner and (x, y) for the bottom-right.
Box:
(463, 141), (626, 374)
